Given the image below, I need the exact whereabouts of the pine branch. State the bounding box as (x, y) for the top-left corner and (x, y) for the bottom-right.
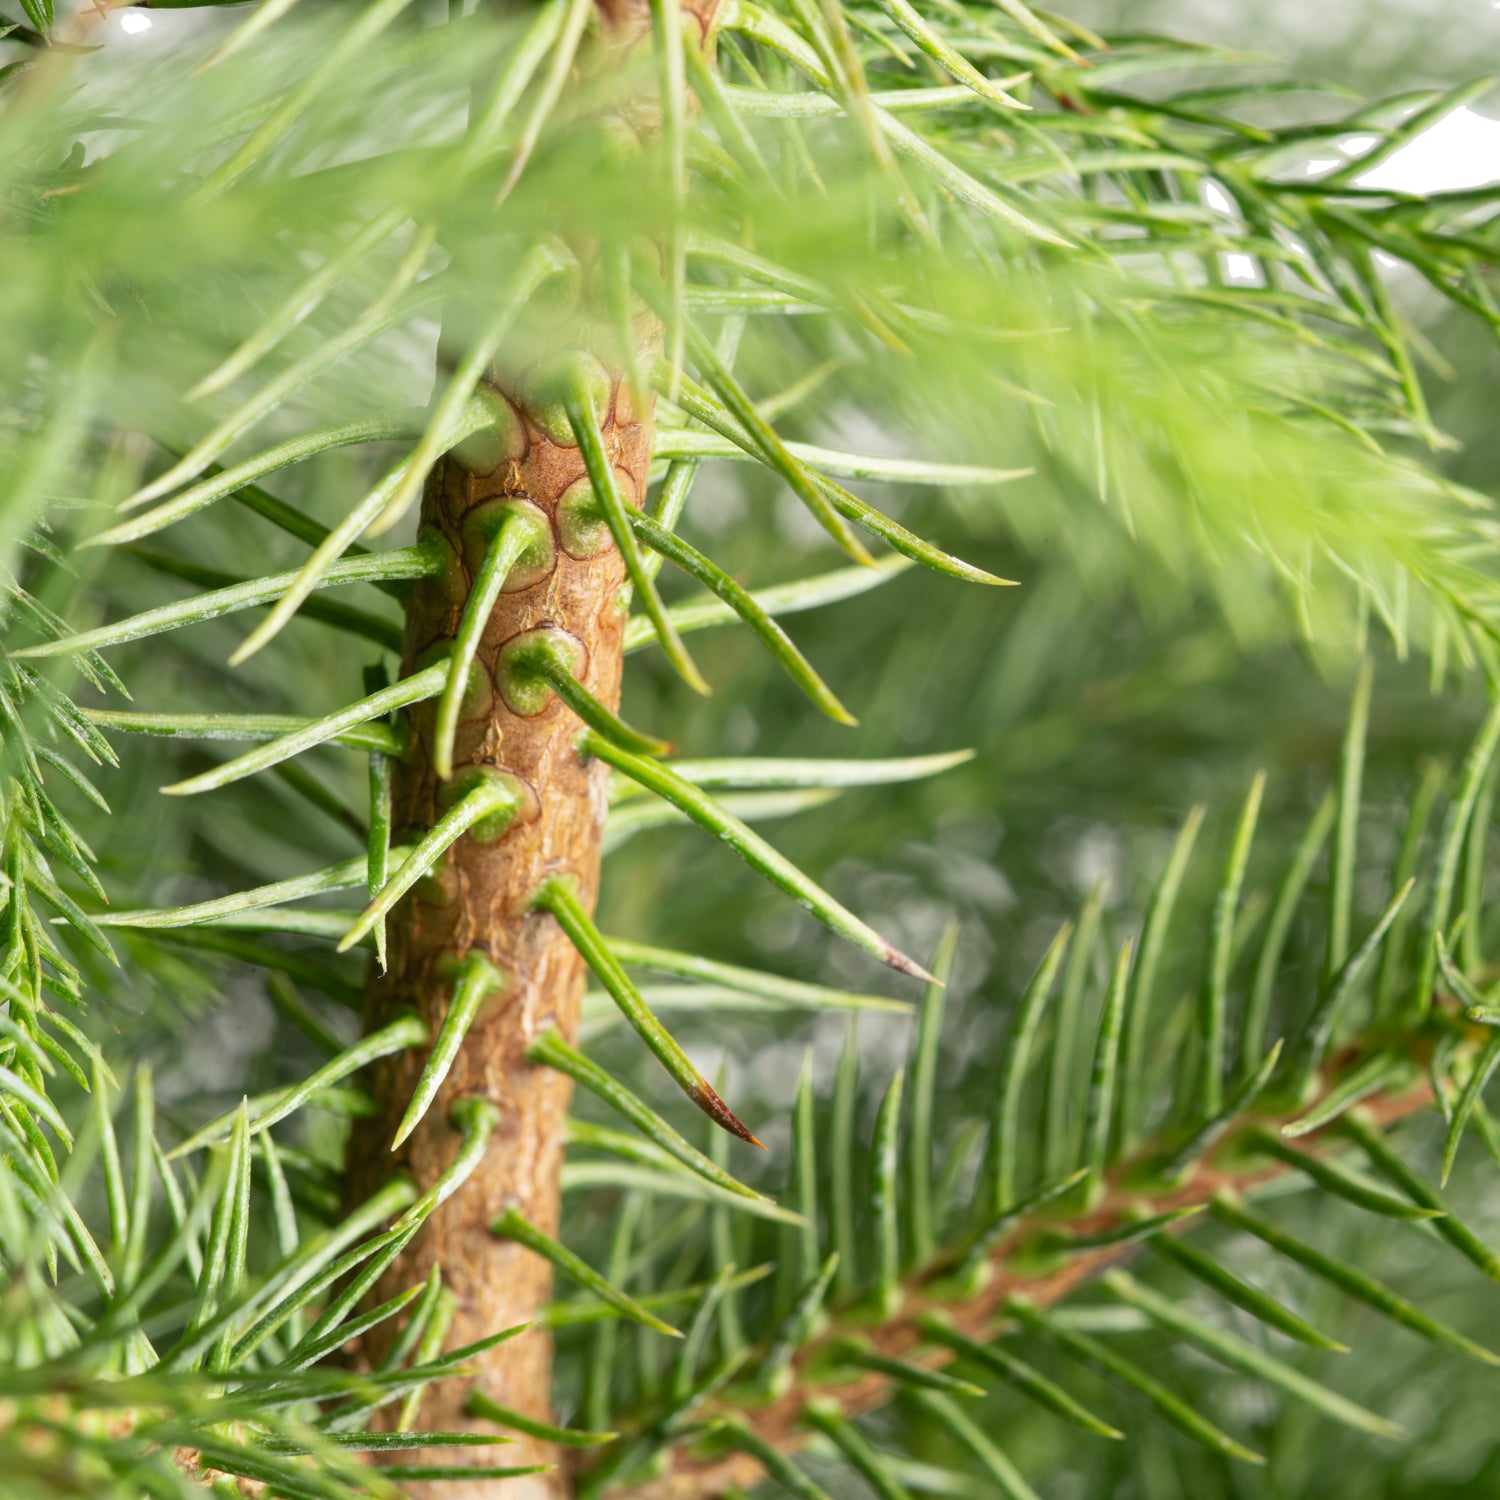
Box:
(590, 1048), (1445, 1499)
(3, 6), (1500, 1500)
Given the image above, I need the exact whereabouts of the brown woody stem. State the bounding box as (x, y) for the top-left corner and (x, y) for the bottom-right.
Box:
(346, 367), (653, 1498)
(344, 7), (731, 1493)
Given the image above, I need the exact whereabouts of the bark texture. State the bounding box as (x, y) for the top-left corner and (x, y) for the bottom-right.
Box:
(346, 9), (722, 1496)
(348, 376), (651, 1499)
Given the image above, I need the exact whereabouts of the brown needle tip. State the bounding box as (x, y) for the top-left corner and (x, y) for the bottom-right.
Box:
(691, 1080), (765, 1148)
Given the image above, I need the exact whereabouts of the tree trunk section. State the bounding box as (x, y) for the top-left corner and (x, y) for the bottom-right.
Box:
(348, 378), (652, 1499)
(346, 7), (723, 1495)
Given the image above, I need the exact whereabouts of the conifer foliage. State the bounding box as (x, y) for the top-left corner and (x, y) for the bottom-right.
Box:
(3, 1), (1500, 1497)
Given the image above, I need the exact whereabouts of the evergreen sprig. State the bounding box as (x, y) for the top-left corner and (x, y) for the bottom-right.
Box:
(2, 1), (1499, 1497)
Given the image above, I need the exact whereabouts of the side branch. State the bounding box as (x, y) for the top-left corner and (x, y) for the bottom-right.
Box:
(611, 1060), (1438, 1500)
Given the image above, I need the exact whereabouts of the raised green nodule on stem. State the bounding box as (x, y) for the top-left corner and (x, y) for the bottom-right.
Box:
(498, 626), (672, 756)
(339, 769), (528, 955)
(432, 504), (553, 781)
